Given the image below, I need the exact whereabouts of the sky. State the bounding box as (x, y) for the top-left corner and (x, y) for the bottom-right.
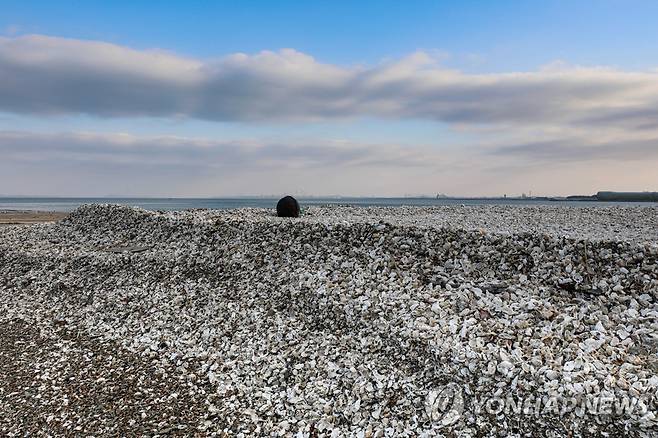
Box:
(1, 0), (658, 197)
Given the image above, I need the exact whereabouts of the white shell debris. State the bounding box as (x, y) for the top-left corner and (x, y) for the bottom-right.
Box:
(0, 204), (657, 436)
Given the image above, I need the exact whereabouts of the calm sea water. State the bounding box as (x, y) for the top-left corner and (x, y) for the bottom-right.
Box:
(1, 197), (656, 212)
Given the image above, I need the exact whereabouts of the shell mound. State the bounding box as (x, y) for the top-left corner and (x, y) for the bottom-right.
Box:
(1, 204), (656, 436)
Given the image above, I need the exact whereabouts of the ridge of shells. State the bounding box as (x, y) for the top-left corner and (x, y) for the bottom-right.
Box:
(0, 204), (656, 436)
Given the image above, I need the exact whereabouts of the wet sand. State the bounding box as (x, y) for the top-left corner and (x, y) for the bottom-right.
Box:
(0, 211), (69, 226)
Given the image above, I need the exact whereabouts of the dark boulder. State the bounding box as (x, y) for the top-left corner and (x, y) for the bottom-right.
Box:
(276, 196), (300, 218)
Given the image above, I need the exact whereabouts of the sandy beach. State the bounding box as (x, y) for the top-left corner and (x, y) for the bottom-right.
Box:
(0, 204), (656, 436)
(0, 211), (69, 226)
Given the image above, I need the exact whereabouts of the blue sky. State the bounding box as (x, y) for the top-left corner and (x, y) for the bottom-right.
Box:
(5, 0), (658, 70)
(1, 1), (658, 196)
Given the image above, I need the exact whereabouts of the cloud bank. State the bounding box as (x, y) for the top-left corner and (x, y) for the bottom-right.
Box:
(1, 35), (657, 196)
(2, 35), (658, 131)
(0, 130), (441, 169)
(0, 130), (455, 196)
(2, 129), (656, 198)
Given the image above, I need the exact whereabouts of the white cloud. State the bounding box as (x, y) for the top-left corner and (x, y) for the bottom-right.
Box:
(1, 35), (658, 196)
(2, 34), (658, 131)
(0, 130), (458, 196)
(2, 128), (656, 198)
(0, 130), (442, 169)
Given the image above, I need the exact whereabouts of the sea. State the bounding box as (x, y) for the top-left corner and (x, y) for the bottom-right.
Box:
(1, 197), (656, 212)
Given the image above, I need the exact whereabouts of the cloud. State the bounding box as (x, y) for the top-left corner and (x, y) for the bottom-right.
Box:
(2, 35), (658, 196)
(492, 137), (658, 163)
(2, 34), (658, 131)
(0, 130), (458, 196)
(1, 129), (656, 197)
(0, 130), (440, 169)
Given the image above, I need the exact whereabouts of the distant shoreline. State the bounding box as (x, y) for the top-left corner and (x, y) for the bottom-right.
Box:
(1, 196), (657, 214)
(1, 191), (657, 202)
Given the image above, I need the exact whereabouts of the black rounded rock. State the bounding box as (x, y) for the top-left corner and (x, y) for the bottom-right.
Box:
(276, 196), (300, 218)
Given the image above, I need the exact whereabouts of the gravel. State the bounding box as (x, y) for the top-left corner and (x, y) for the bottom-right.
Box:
(0, 204), (656, 436)
(0, 319), (210, 436)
